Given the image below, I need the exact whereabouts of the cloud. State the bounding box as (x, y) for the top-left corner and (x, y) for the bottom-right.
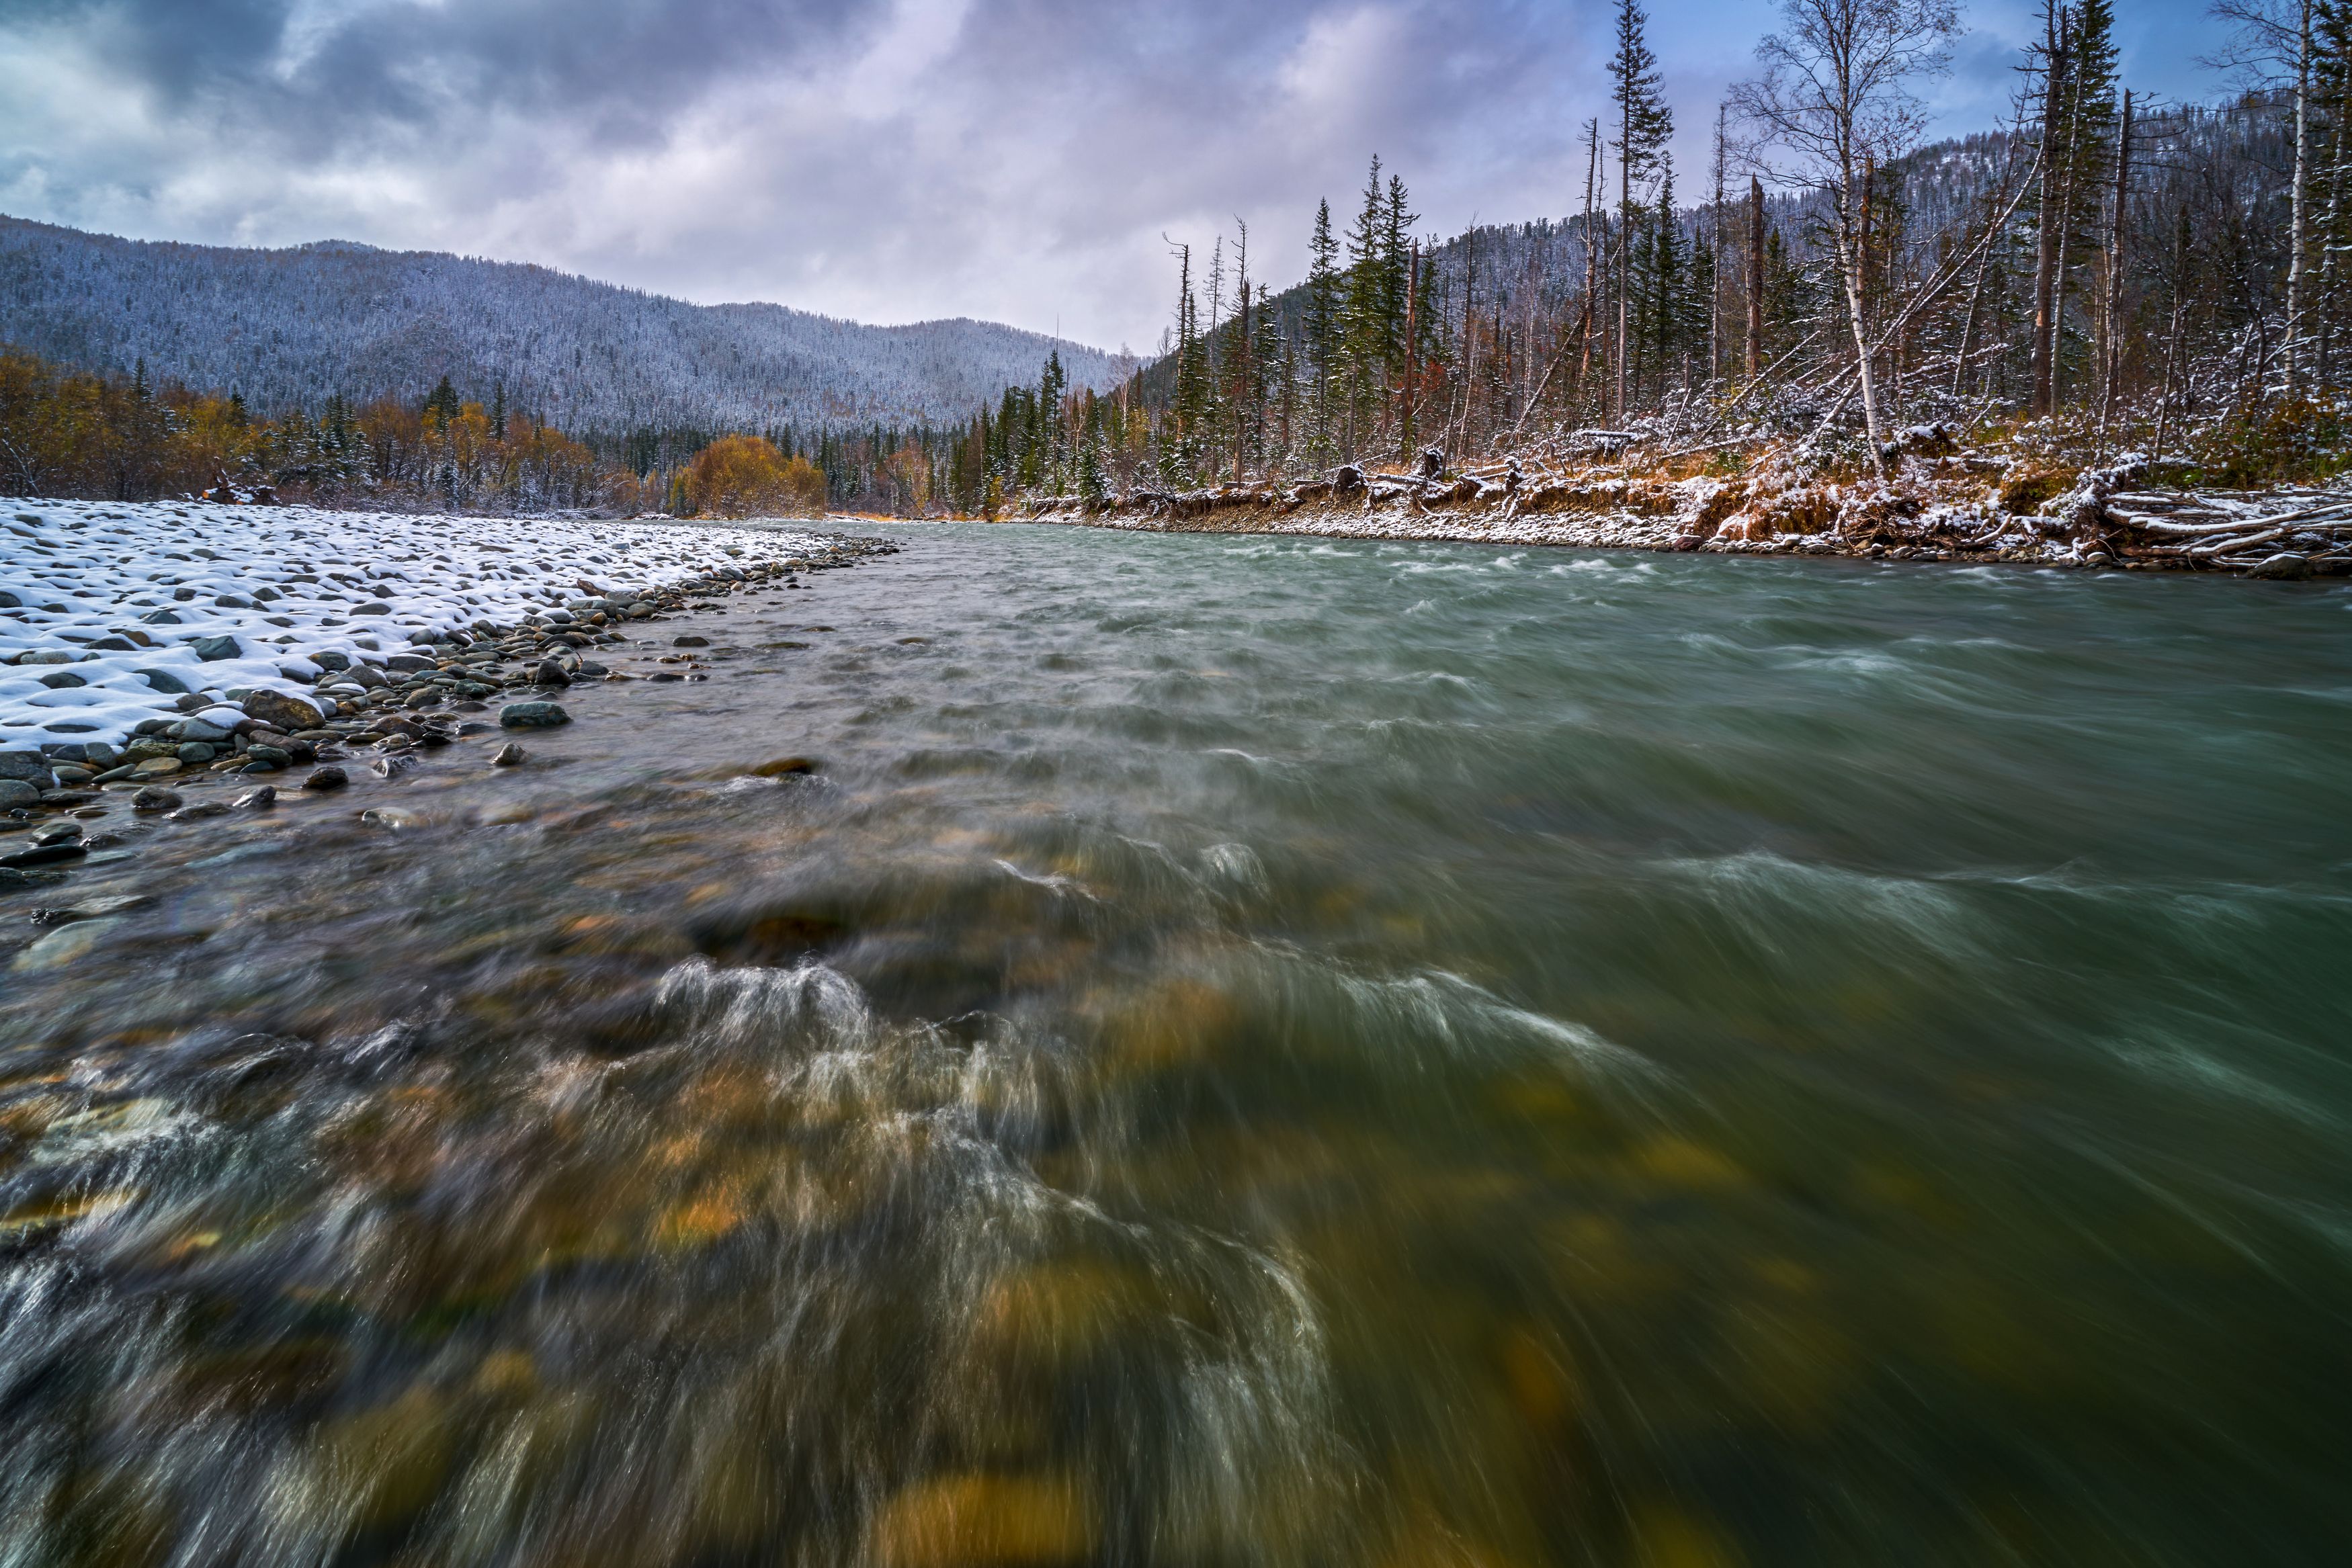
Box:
(0, 0), (2245, 349)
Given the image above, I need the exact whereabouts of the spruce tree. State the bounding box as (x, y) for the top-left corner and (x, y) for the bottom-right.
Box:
(1304, 200), (1343, 462)
(1609, 0), (1673, 421)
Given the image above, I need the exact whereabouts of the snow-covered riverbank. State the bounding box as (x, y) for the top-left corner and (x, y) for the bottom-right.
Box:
(1, 500), (829, 745)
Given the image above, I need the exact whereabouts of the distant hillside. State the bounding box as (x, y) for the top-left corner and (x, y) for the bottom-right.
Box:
(0, 216), (1134, 435)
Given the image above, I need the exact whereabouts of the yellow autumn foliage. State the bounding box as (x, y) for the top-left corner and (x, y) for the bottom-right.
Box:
(681, 434), (828, 519)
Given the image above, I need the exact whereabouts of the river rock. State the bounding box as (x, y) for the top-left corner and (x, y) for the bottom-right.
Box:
(166, 801), (232, 822)
(1, 840), (87, 868)
(0, 753), (57, 789)
(176, 742), (216, 764)
(14, 650), (73, 665)
(750, 757), (817, 777)
(499, 701), (571, 729)
(672, 634), (710, 648)
(190, 635), (242, 662)
(2247, 552), (2311, 580)
(10, 917), (124, 973)
(244, 689), (327, 732)
(302, 765), (349, 791)
(0, 779), (39, 809)
(130, 785), (183, 813)
(361, 807), (423, 830)
(372, 753), (417, 779)
(530, 660), (571, 687)
(37, 670), (87, 689)
(235, 785), (278, 808)
(491, 742), (525, 766)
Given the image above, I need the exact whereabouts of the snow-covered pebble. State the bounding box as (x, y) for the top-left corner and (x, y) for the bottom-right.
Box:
(0, 499), (825, 746)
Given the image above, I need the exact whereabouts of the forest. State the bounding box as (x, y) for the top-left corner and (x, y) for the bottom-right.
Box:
(974, 0), (2352, 515)
(7, 0), (2351, 526)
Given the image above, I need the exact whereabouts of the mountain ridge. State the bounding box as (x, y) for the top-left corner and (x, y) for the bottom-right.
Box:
(0, 214), (1134, 436)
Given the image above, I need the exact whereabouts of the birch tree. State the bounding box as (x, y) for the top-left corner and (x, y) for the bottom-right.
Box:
(1732, 0), (1960, 472)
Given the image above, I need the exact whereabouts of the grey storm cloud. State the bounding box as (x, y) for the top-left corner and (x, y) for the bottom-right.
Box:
(13, 0), (879, 151)
(0, 0), (2232, 347)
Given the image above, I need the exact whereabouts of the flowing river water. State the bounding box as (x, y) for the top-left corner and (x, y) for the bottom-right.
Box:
(3, 523), (2349, 1567)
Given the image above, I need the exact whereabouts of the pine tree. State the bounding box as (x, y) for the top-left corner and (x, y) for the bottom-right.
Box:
(1609, 0), (1673, 421)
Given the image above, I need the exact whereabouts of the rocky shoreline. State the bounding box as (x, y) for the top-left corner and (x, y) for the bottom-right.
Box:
(1013, 443), (2352, 578)
(3, 530), (898, 901)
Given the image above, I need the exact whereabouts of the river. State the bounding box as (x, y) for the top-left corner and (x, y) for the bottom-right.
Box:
(3, 523), (2349, 1566)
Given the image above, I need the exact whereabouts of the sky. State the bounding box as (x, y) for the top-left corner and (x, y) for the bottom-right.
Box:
(0, 0), (2247, 351)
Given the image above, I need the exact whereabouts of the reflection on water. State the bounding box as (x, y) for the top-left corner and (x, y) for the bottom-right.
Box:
(3, 525), (2351, 1566)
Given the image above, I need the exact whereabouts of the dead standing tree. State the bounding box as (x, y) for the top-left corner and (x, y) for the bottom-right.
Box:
(1732, 0), (1960, 475)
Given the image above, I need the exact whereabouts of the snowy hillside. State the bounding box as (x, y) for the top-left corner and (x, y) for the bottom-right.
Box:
(0, 216), (1133, 434)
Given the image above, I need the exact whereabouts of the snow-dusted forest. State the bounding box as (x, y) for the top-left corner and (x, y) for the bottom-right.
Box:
(0, 216), (1130, 437)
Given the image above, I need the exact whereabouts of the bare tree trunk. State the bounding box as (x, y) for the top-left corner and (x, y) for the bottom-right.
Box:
(2154, 205), (2190, 463)
(1578, 122), (1601, 400)
(1710, 103), (1728, 385)
(1234, 226), (1251, 480)
(1747, 175), (1765, 378)
(1840, 169), (1890, 475)
(2324, 64), (2349, 384)
(2287, 0), (2313, 395)
(2031, 0), (2066, 417)
(1616, 129), (1631, 423)
(2100, 89), (2134, 436)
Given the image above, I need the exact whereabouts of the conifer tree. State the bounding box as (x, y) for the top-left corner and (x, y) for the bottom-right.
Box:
(1303, 200), (1343, 461)
(1610, 0), (1673, 421)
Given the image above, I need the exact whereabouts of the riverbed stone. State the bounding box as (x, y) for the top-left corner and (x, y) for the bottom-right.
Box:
(244, 688), (327, 732)
(491, 742), (525, 766)
(176, 743), (216, 765)
(302, 766), (349, 791)
(499, 701), (571, 729)
(1, 840), (87, 869)
(0, 752), (56, 788)
(10, 917), (125, 973)
(868, 1473), (1095, 1568)
(235, 785), (278, 809)
(130, 785), (183, 813)
(189, 635), (242, 662)
(132, 758), (183, 778)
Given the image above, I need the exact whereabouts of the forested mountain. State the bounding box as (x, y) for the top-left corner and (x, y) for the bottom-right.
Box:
(0, 215), (1132, 437)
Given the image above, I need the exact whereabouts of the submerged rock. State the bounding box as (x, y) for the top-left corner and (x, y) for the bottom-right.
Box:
(499, 701), (571, 729)
(10, 916), (125, 973)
